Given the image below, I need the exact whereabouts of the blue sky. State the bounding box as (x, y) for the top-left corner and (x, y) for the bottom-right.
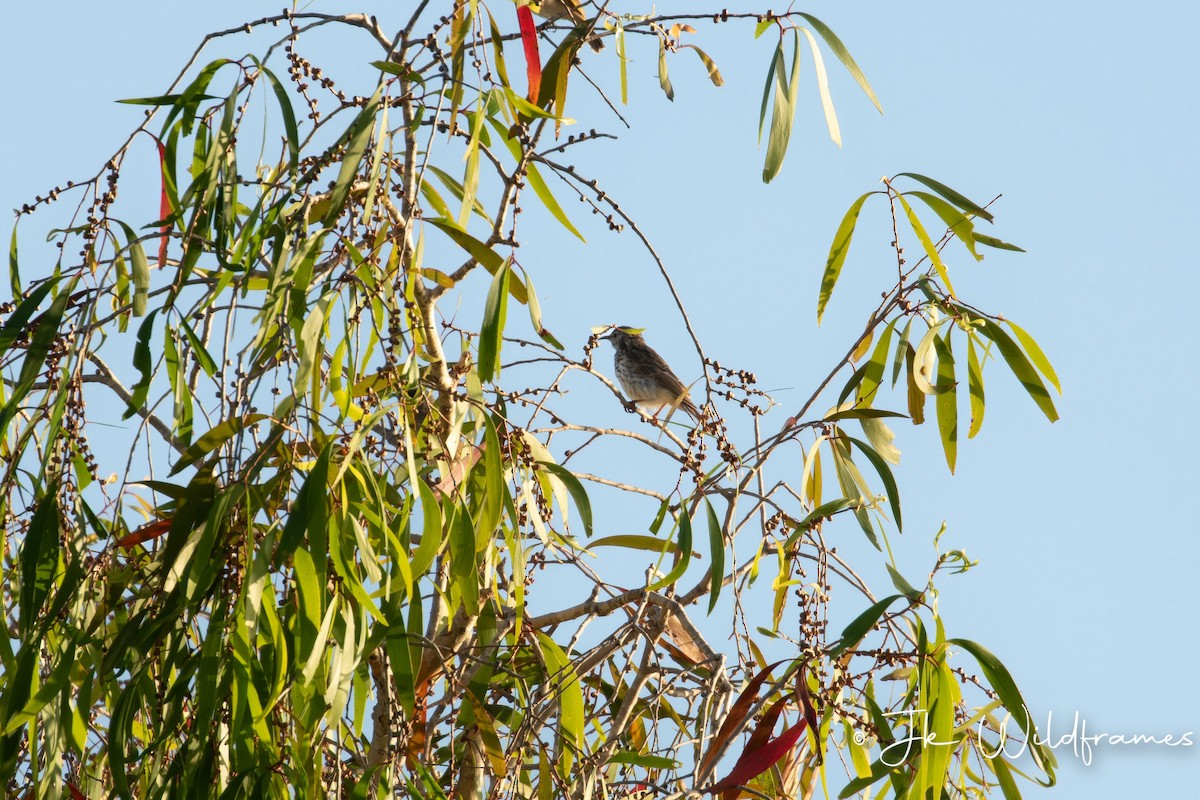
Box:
(3, 1), (1197, 795)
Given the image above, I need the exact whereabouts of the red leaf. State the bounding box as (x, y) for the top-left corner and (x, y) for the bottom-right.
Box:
(698, 659), (787, 780)
(795, 663), (823, 765)
(116, 517), (172, 549)
(516, 5), (542, 102)
(154, 136), (170, 268)
(67, 782), (86, 800)
(708, 714), (809, 795)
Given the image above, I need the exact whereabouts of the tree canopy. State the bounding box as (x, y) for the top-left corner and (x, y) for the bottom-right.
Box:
(1, 3), (1061, 798)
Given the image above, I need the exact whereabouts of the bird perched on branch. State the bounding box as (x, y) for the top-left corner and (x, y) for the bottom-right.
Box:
(601, 326), (702, 422)
(530, 0), (605, 51)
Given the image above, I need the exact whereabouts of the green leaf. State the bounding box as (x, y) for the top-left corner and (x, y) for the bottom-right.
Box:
(504, 87), (574, 122)
(18, 489), (60, 636)
(860, 416), (901, 465)
(823, 408), (906, 423)
(169, 414), (267, 476)
(522, 271), (564, 350)
(897, 193), (955, 297)
(0, 276), (59, 358)
(934, 333), (958, 473)
(536, 633), (584, 775)
(478, 260), (510, 383)
(253, 58), (299, 173)
(686, 44), (724, 87)
(948, 638), (1057, 780)
(322, 90), (381, 227)
(818, 193), (874, 322)
(657, 38), (674, 101)
(537, 461), (593, 538)
(977, 320), (1059, 422)
(649, 509), (693, 591)
(785, 498), (853, 548)
(177, 318), (217, 377)
(757, 42), (783, 142)
(426, 164), (491, 224)
(796, 13), (883, 113)
(845, 436), (902, 532)
(894, 172), (993, 222)
(588, 534), (683, 555)
(908, 190), (981, 261)
(8, 224), (20, 297)
(0, 281), (73, 435)
(448, 502), (479, 614)
(538, 29), (585, 120)
(830, 438), (877, 546)
(609, 752), (681, 769)
(885, 564), (920, 599)
(411, 479), (445, 579)
(1004, 319), (1061, 393)
(966, 335), (986, 439)
(988, 753), (1024, 800)
(130, 237), (151, 317)
(615, 21), (628, 104)
(761, 35), (799, 183)
(829, 594), (904, 657)
(705, 499), (725, 614)
(856, 318), (897, 406)
(117, 92), (218, 106)
(370, 60), (421, 79)
(519, 156), (584, 242)
(973, 232), (1025, 252)
(426, 217), (528, 303)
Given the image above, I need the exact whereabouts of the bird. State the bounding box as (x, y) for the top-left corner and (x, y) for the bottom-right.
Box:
(530, 0), (605, 52)
(601, 326), (702, 421)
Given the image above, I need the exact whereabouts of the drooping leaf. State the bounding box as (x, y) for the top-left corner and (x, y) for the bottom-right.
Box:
(516, 5), (542, 101)
(657, 38), (675, 101)
(426, 218), (528, 303)
(588, 534), (684, 555)
(796, 13), (883, 113)
(0, 280), (73, 435)
(934, 333), (958, 473)
(973, 232), (1025, 252)
(18, 489), (60, 636)
(698, 659), (790, 781)
(1004, 319), (1061, 393)
(845, 436), (902, 531)
(896, 193), (955, 297)
(705, 499), (725, 614)
(948, 638), (1057, 780)
(828, 595), (904, 657)
(321, 89), (381, 227)
(536, 633), (585, 775)
(761, 35), (799, 183)
(685, 44), (724, 86)
(649, 509), (693, 590)
(966, 335), (986, 438)
(895, 172), (993, 222)
(536, 461), (593, 538)
(977, 319), (1059, 422)
(909, 190), (981, 261)
(709, 713), (809, 795)
(478, 259), (510, 383)
(799, 27), (840, 147)
(818, 193), (874, 322)
(169, 414), (267, 476)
